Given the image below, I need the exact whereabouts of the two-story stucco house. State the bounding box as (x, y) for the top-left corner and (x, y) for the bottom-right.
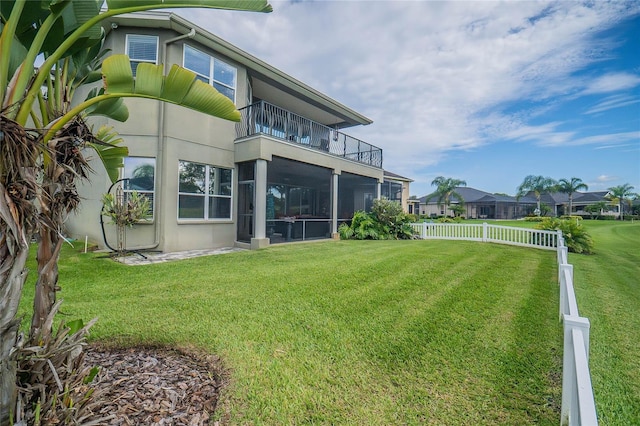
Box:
(68, 11), (411, 252)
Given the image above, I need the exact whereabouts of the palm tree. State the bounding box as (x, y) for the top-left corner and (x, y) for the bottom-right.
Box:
(585, 201), (608, 219)
(556, 177), (588, 215)
(431, 176), (467, 217)
(607, 183), (635, 220)
(516, 175), (557, 215)
(0, 1), (272, 422)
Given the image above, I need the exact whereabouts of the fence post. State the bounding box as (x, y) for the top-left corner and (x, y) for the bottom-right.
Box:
(482, 222), (488, 242)
(559, 264), (573, 320)
(422, 222), (427, 239)
(561, 315), (592, 425)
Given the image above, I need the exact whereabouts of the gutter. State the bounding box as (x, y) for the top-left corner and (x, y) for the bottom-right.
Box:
(133, 28), (197, 251)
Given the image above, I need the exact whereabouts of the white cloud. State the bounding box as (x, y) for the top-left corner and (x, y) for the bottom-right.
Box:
(597, 175), (618, 183)
(585, 94), (640, 114)
(177, 1), (640, 183)
(582, 72), (640, 95)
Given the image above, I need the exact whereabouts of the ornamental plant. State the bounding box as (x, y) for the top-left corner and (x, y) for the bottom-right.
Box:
(102, 191), (151, 228)
(339, 199), (416, 240)
(535, 217), (594, 254)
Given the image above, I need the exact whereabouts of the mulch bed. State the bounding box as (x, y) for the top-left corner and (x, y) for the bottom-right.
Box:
(83, 345), (227, 425)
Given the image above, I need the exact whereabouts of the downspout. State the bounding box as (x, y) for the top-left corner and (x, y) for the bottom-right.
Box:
(136, 28), (196, 251)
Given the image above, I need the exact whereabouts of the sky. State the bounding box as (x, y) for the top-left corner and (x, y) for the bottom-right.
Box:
(176, 0), (640, 197)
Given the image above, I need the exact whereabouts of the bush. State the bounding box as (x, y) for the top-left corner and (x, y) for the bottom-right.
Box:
(339, 199), (416, 240)
(405, 213), (418, 222)
(437, 216), (463, 223)
(560, 215), (583, 221)
(338, 211), (381, 240)
(535, 218), (594, 254)
(524, 216), (545, 222)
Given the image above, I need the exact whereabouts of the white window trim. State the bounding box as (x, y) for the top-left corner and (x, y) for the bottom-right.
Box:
(183, 44), (237, 103)
(177, 160), (233, 222)
(126, 34), (159, 66)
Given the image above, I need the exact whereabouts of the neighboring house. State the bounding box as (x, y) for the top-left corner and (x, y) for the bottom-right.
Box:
(538, 192), (569, 216)
(69, 11), (411, 251)
(533, 191), (618, 217)
(418, 187), (537, 219)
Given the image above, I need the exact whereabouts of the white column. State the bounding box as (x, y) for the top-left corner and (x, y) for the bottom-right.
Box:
(251, 159), (269, 249)
(331, 172), (339, 238)
(377, 181), (382, 200)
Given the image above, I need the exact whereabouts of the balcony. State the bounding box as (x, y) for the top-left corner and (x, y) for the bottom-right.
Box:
(236, 101), (383, 168)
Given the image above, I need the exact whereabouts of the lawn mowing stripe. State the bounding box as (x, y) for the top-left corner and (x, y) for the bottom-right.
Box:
(21, 240), (567, 424)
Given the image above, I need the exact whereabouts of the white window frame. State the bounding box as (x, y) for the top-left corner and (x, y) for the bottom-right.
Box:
(183, 44), (237, 103)
(178, 160), (233, 221)
(126, 34), (158, 76)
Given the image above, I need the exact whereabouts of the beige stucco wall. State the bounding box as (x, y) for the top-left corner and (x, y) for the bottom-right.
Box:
(67, 22), (385, 253)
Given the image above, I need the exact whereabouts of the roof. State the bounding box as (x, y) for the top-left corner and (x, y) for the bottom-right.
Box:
(106, 11), (372, 129)
(419, 187), (536, 204)
(530, 191), (611, 205)
(384, 170), (413, 182)
(573, 191), (610, 203)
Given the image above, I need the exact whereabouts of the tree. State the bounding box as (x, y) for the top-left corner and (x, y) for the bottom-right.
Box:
(556, 177), (588, 215)
(450, 203), (466, 218)
(0, 1), (272, 422)
(585, 201), (608, 220)
(516, 175), (557, 215)
(607, 183), (635, 220)
(430, 176), (467, 217)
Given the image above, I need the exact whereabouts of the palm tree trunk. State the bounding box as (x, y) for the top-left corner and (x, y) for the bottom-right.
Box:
(30, 228), (63, 343)
(0, 188), (31, 424)
(568, 195), (573, 216)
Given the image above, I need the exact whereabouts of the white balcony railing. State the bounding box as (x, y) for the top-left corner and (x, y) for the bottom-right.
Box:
(236, 101), (383, 168)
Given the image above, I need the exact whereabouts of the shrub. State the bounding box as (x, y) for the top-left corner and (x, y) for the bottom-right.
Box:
(535, 218), (594, 254)
(437, 217), (463, 223)
(524, 216), (545, 222)
(339, 199), (416, 240)
(339, 211), (382, 240)
(560, 215), (583, 221)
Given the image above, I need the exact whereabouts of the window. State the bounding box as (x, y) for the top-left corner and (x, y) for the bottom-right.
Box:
(126, 34), (158, 76)
(178, 161), (232, 220)
(123, 157), (156, 219)
(184, 45), (237, 102)
(381, 180), (403, 204)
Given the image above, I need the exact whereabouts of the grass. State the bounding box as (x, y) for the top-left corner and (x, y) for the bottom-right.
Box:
(18, 240), (562, 423)
(462, 218), (640, 424)
(20, 235), (568, 424)
(19, 220), (639, 424)
(568, 221), (640, 425)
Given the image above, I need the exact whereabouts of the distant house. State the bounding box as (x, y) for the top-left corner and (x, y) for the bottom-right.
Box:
(418, 187), (537, 219)
(533, 191), (617, 217)
(67, 11), (413, 252)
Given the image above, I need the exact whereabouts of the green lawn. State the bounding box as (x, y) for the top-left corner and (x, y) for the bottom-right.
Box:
(19, 222), (636, 424)
(568, 221), (640, 425)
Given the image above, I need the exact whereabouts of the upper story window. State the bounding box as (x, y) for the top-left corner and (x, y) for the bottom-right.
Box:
(178, 160), (232, 220)
(126, 34), (158, 76)
(183, 44), (237, 103)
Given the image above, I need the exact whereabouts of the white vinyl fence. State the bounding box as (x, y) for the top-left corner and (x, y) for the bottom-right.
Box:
(410, 222), (559, 250)
(410, 222), (598, 425)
